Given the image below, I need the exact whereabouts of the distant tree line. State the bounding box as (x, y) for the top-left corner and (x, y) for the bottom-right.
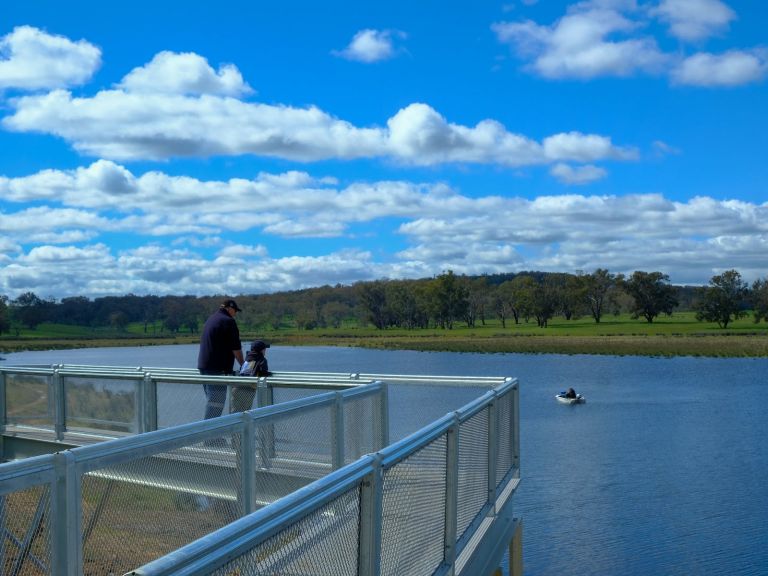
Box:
(1, 268), (767, 336)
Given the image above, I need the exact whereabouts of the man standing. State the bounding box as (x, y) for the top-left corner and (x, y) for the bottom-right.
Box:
(198, 298), (244, 419)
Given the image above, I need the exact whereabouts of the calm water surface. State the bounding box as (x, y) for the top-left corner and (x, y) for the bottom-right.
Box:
(3, 345), (767, 575)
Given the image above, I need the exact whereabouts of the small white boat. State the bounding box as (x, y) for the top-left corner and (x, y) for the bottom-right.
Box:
(555, 392), (585, 405)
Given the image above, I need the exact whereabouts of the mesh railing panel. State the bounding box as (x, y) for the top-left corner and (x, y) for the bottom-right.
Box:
(64, 376), (138, 435)
(255, 404), (333, 468)
(272, 386), (331, 405)
(156, 381), (212, 428)
(495, 391), (513, 487)
(211, 486), (362, 576)
(4, 373), (53, 429)
(457, 407), (490, 543)
(79, 436), (241, 575)
(380, 434), (447, 576)
(1, 370), (516, 576)
(251, 404), (334, 507)
(344, 394), (376, 464)
(0, 485), (52, 575)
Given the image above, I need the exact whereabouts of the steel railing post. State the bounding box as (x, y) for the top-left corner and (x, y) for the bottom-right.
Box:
(135, 374), (144, 434)
(511, 381), (520, 472)
(256, 377), (274, 409)
(240, 413), (255, 515)
(143, 374), (158, 432)
(0, 371), (7, 440)
(358, 454), (383, 576)
(487, 394), (498, 510)
(52, 452), (69, 574)
(70, 456), (84, 576)
(375, 382), (389, 451)
(443, 414), (460, 575)
(332, 392), (345, 470)
(258, 379), (276, 459)
(53, 451), (82, 575)
(0, 492), (6, 568)
(53, 370), (66, 442)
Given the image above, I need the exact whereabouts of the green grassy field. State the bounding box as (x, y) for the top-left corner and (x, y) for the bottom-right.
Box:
(3, 312), (768, 357)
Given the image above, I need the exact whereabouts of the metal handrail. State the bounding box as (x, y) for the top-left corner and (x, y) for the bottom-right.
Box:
(123, 456), (377, 575)
(0, 379), (391, 575)
(0, 366), (519, 576)
(37, 365), (508, 387)
(126, 378), (520, 576)
(0, 365), (373, 444)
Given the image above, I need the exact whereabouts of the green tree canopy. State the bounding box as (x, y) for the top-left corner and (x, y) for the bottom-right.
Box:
(493, 280), (518, 328)
(357, 281), (389, 330)
(10, 291), (52, 329)
(582, 268), (621, 324)
(694, 269), (749, 328)
(752, 277), (768, 324)
(428, 271), (469, 329)
(532, 277), (560, 328)
(623, 271), (679, 323)
(0, 295), (9, 335)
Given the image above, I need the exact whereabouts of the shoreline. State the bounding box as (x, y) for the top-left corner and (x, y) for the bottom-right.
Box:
(2, 332), (768, 358)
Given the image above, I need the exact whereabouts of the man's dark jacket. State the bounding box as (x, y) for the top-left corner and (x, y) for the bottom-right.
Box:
(197, 308), (241, 373)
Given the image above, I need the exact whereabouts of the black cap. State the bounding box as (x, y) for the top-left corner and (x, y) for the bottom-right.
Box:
(250, 340), (270, 352)
(221, 298), (242, 312)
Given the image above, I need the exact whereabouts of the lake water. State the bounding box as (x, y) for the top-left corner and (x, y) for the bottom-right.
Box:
(3, 345), (767, 575)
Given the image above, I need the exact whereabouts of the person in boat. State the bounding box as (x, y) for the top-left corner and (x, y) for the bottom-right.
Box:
(564, 387), (577, 399)
(230, 340), (273, 413)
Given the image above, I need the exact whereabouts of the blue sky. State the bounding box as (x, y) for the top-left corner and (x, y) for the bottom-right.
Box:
(1, 0), (766, 300)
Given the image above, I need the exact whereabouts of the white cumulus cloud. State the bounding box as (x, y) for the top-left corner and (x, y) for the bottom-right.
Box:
(118, 51), (252, 96)
(493, 3), (668, 79)
(550, 163), (608, 185)
(333, 29), (406, 63)
(2, 168), (768, 297)
(543, 132), (637, 162)
(3, 70), (631, 169)
(651, 0), (736, 42)
(494, 0), (765, 88)
(671, 49), (768, 86)
(0, 26), (101, 90)
(2, 88), (386, 161)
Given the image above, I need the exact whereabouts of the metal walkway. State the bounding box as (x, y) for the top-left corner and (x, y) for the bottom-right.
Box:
(0, 364), (521, 575)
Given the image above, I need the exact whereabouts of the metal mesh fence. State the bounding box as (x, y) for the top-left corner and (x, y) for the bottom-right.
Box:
(0, 485), (52, 575)
(4, 373), (53, 430)
(495, 391), (513, 487)
(457, 406), (490, 543)
(257, 404), (333, 469)
(344, 394), (376, 465)
(380, 434), (448, 576)
(250, 403), (335, 510)
(211, 486), (362, 576)
(1, 370), (516, 576)
(154, 382), (353, 430)
(79, 436), (241, 575)
(272, 385), (332, 405)
(155, 381), (211, 428)
(64, 376), (138, 435)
